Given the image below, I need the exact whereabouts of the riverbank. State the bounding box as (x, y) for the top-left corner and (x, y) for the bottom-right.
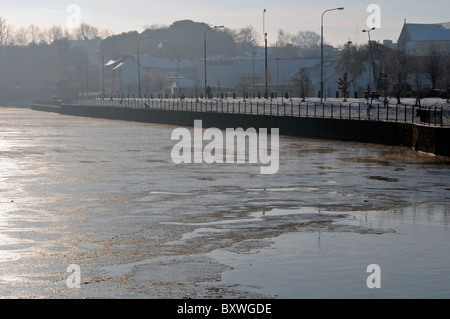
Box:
(30, 98), (450, 157)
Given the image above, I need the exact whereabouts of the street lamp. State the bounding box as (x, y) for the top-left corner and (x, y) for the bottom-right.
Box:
(264, 9), (268, 99)
(177, 59), (181, 98)
(204, 25), (224, 98)
(137, 36), (154, 98)
(102, 43), (117, 98)
(252, 51), (256, 98)
(321, 7), (344, 104)
(363, 27), (376, 91)
(346, 40), (352, 74)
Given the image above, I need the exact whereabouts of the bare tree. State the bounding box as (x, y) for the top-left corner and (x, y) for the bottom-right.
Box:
(0, 17), (13, 46)
(386, 44), (411, 104)
(335, 43), (366, 96)
(422, 44), (443, 91)
(99, 28), (114, 39)
(233, 25), (259, 52)
(274, 29), (293, 48)
(442, 54), (450, 103)
(14, 27), (30, 46)
(28, 24), (41, 44)
(48, 25), (64, 43)
(411, 56), (425, 106)
(292, 68), (312, 101)
(74, 23), (100, 41)
(337, 72), (352, 102)
(292, 30), (320, 49)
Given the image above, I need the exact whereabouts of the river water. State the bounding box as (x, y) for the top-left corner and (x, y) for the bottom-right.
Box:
(0, 107), (449, 299)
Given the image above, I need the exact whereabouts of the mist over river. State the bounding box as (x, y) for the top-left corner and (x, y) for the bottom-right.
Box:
(0, 107), (449, 299)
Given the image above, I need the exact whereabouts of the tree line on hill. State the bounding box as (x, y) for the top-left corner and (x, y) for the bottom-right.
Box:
(0, 16), (448, 102)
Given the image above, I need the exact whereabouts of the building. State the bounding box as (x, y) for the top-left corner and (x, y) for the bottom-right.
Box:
(398, 22), (450, 55)
(98, 43), (348, 99)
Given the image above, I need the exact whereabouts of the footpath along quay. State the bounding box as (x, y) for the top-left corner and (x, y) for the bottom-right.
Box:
(31, 97), (450, 157)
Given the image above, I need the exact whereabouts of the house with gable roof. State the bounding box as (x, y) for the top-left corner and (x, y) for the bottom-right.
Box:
(398, 22), (450, 55)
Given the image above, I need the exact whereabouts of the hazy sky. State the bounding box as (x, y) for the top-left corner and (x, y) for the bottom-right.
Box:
(2, 0), (449, 46)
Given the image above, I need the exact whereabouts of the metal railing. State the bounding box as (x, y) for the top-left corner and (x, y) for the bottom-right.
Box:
(60, 97), (448, 127)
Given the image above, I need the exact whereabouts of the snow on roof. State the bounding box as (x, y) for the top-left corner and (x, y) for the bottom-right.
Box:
(417, 28), (450, 42)
(404, 23), (450, 42)
(403, 23), (445, 42)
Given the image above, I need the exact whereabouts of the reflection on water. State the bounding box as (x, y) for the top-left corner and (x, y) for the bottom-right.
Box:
(0, 107), (449, 299)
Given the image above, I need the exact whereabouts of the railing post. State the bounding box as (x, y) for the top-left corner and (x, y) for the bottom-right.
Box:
(404, 105), (407, 123)
(434, 106), (437, 126)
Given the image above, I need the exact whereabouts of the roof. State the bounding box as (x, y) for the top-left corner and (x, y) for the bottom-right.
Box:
(416, 28), (450, 42)
(399, 23), (450, 44)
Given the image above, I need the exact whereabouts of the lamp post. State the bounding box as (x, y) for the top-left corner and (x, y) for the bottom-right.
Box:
(204, 25), (224, 98)
(177, 59), (181, 99)
(102, 44), (117, 98)
(321, 7), (344, 104)
(252, 51), (256, 98)
(363, 27), (376, 91)
(264, 9), (268, 99)
(346, 40), (352, 74)
(137, 36), (154, 98)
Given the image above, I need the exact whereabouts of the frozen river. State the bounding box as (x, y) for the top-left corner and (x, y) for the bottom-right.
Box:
(0, 107), (449, 299)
